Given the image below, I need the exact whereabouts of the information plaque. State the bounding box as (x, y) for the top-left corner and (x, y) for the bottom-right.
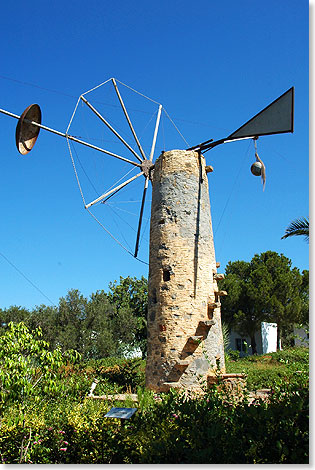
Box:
(105, 407), (137, 420)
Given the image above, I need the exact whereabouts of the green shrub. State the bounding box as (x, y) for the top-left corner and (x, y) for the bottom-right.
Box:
(225, 347), (308, 390)
(48, 357), (146, 398)
(97, 358), (145, 392)
(0, 346), (308, 464)
(226, 349), (241, 361)
(0, 322), (80, 407)
(270, 347), (309, 366)
(0, 373), (308, 464)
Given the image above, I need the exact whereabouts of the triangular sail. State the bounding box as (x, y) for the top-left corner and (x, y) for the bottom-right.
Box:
(228, 87), (294, 140)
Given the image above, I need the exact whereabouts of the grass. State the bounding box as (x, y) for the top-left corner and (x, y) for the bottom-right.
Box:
(225, 347), (309, 390)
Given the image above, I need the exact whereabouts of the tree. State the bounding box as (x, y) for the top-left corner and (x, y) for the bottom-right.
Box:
(220, 251), (308, 352)
(281, 216), (309, 242)
(0, 305), (30, 330)
(82, 290), (117, 359)
(219, 260), (267, 354)
(108, 276), (148, 357)
(28, 304), (59, 349)
(0, 322), (80, 463)
(0, 277), (149, 360)
(0, 322), (79, 406)
(56, 289), (88, 353)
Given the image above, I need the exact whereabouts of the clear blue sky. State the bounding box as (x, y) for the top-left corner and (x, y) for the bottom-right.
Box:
(0, 0), (309, 310)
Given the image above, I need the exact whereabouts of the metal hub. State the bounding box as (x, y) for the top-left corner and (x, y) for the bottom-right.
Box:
(141, 159), (155, 179)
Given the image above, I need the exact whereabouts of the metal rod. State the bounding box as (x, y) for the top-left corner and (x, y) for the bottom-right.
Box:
(85, 171), (144, 209)
(134, 176), (149, 258)
(149, 104), (162, 161)
(80, 96), (143, 163)
(187, 139), (213, 151)
(0, 108), (20, 120)
(190, 135), (256, 154)
(223, 136), (256, 144)
(202, 136), (255, 154)
(196, 138), (226, 153)
(112, 78), (147, 161)
(66, 135), (140, 166)
(0, 107), (141, 168)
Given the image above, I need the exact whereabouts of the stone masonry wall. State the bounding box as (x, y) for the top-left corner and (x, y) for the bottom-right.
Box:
(145, 149), (225, 392)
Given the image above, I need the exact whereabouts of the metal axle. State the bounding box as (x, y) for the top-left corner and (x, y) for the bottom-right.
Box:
(0, 107), (141, 167)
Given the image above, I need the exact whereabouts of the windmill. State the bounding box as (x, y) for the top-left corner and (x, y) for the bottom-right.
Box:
(0, 80), (294, 392)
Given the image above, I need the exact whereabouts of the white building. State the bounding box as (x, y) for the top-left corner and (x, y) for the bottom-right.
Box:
(229, 322), (278, 356)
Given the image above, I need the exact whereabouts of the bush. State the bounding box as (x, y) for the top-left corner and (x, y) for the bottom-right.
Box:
(225, 347), (308, 390)
(0, 373), (308, 464)
(226, 349), (240, 361)
(97, 358), (145, 392)
(48, 357), (146, 399)
(270, 347), (309, 366)
(0, 344), (308, 464)
(0, 322), (80, 407)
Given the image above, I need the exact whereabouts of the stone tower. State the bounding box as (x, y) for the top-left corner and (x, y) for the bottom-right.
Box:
(145, 149), (226, 392)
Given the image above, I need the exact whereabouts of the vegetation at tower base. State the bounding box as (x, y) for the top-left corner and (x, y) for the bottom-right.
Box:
(0, 320), (308, 464)
(0, 322), (80, 463)
(219, 251), (309, 352)
(0, 345), (308, 463)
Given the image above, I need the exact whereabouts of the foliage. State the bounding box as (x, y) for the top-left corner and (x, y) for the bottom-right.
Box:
(281, 216), (309, 242)
(226, 349), (240, 361)
(27, 305), (59, 348)
(96, 358), (145, 392)
(56, 289), (87, 353)
(0, 343), (308, 464)
(225, 346), (309, 390)
(0, 322), (80, 407)
(0, 276), (148, 361)
(108, 276), (148, 357)
(0, 372), (308, 464)
(31, 357), (147, 400)
(82, 290), (117, 359)
(219, 251), (308, 351)
(0, 322), (81, 463)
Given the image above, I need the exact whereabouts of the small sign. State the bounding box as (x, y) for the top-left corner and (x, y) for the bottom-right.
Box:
(105, 407), (137, 420)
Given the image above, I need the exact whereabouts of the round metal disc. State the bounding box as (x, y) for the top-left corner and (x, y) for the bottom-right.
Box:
(15, 104), (41, 155)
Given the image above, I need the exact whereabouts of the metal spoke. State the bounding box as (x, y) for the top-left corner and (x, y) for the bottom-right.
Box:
(112, 78), (147, 161)
(134, 176), (149, 258)
(149, 104), (162, 161)
(80, 95), (143, 163)
(85, 171), (144, 209)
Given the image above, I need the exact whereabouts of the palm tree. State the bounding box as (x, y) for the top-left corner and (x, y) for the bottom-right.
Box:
(281, 216), (309, 243)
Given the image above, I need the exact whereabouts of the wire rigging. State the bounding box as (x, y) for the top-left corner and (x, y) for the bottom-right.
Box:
(106, 204), (133, 251)
(214, 140), (253, 236)
(86, 208), (149, 266)
(107, 202), (151, 220)
(70, 140), (100, 197)
(0, 251), (56, 307)
(0, 74), (230, 134)
(162, 108), (190, 147)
